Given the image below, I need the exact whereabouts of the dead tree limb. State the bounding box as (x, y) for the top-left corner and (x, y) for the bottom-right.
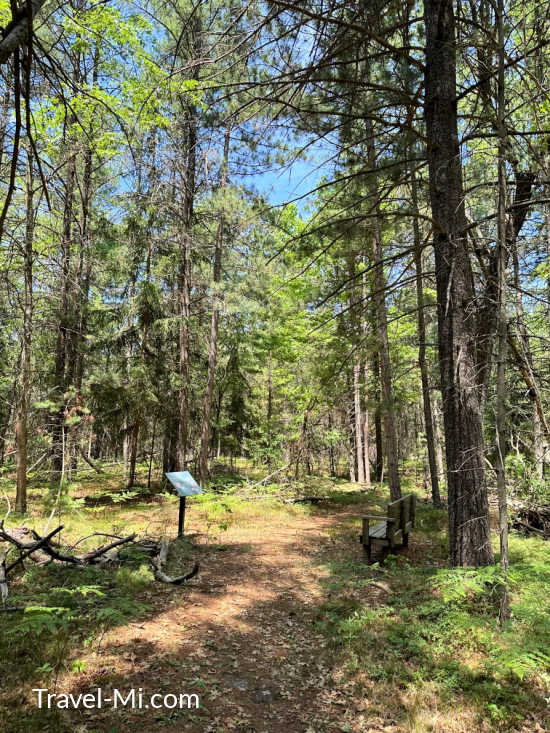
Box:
(1, 524), (196, 589)
(80, 533), (137, 562)
(0, 552), (7, 603)
(5, 525), (64, 573)
(29, 528), (137, 565)
(150, 539), (199, 584)
(507, 332), (550, 440)
(78, 447), (104, 474)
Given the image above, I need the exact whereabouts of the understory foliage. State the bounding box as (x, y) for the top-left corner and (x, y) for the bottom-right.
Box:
(1, 0), (550, 728)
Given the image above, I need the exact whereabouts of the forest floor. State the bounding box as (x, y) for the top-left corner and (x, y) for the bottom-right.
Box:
(1, 466), (550, 732)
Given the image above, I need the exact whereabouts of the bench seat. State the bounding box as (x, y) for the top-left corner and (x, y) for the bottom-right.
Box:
(369, 521), (388, 539)
(359, 494), (416, 563)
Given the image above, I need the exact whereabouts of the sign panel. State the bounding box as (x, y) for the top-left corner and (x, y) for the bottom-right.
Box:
(165, 471), (202, 497)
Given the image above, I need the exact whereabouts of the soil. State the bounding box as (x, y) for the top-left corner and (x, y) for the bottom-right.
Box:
(62, 507), (401, 732)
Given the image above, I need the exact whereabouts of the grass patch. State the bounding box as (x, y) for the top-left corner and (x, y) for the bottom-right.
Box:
(313, 500), (550, 731)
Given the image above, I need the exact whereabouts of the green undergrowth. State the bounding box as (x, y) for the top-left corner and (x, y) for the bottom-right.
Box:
(314, 498), (550, 731)
(2, 468), (550, 731)
(0, 545), (156, 731)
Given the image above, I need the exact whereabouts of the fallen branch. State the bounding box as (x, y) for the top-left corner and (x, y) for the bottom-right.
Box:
(29, 528), (137, 565)
(5, 525), (64, 573)
(28, 451), (48, 474)
(0, 552), (7, 603)
(285, 496), (327, 504)
(1, 525), (197, 592)
(515, 521), (546, 537)
(78, 447), (104, 474)
(150, 539), (199, 584)
(245, 461), (294, 490)
(0, 526), (64, 602)
(80, 533), (137, 562)
(29, 530), (84, 565)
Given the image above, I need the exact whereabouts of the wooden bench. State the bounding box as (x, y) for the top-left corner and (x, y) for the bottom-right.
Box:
(359, 494), (416, 562)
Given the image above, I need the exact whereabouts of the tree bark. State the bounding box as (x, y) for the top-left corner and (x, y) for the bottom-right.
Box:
(353, 359), (365, 484)
(346, 375), (356, 482)
(366, 121), (401, 501)
(433, 398), (446, 487)
(177, 107), (198, 471)
(15, 154), (34, 513)
(127, 416), (140, 489)
(424, 0), (493, 565)
(50, 148), (76, 484)
(361, 270), (371, 488)
(372, 349), (383, 482)
(0, 0), (46, 66)
(412, 175), (441, 507)
(495, 0), (510, 620)
(199, 124), (230, 484)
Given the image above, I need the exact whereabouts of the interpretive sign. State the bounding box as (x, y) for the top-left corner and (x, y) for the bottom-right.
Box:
(165, 471), (202, 536)
(165, 471), (202, 497)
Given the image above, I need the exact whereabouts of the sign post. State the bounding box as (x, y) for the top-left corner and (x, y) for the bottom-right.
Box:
(165, 471), (202, 537)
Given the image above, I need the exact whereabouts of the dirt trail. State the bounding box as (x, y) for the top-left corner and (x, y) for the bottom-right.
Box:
(66, 510), (382, 733)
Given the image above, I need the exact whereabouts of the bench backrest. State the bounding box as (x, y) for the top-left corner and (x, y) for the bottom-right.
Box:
(401, 493), (416, 533)
(386, 494), (416, 541)
(386, 497), (402, 543)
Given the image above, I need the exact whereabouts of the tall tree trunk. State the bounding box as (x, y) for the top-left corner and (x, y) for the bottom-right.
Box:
(372, 349), (383, 481)
(15, 154), (34, 513)
(176, 15), (202, 471)
(50, 149), (76, 484)
(347, 375), (356, 482)
(361, 271), (371, 488)
(199, 125), (230, 484)
(366, 122), (401, 500)
(127, 416), (140, 489)
(74, 48), (98, 394)
(328, 409), (336, 477)
(433, 398), (446, 487)
(412, 176), (441, 507)
(353, 359), (365, 484)
(177, 113), (197, 472)
(513, 244), (543, 478)
(424, 0), (493, 565)
(177, 226), (192, 470)
(347, 253), (365, 484)
(496, 0), (510, 620)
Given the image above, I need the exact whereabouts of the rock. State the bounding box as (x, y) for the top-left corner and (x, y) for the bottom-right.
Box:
(370, 581), (391, 593)
(254, 687), (278, 704)
(228, 678), (249, 691)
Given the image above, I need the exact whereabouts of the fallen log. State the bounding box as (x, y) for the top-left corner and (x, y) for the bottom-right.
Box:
(79, 447), (104, 474)
(509, 499), (550, 538)
(0, 525), (65, 600)
(1, 525), (198, 599)
(6, 526), (64, 572)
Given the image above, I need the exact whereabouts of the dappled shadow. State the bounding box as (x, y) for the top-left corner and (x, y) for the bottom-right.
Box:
(4, 493), (549, 732)
(54, 495), (442, 732)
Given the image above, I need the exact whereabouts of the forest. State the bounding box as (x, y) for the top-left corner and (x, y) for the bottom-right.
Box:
(1, 0), (550, 731)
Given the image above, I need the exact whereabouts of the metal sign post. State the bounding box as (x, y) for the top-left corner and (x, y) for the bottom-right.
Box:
(178, 495), (186, 536)
(165, 471), (202, 537)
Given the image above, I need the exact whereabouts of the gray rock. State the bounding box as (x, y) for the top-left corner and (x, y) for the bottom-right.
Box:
(253, 687), (277, 704)
(229, 678), (249, 691)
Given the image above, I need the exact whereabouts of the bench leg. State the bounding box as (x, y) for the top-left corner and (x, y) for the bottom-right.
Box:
(403, 532), (409, 548)
(362, 540), (372, 563)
